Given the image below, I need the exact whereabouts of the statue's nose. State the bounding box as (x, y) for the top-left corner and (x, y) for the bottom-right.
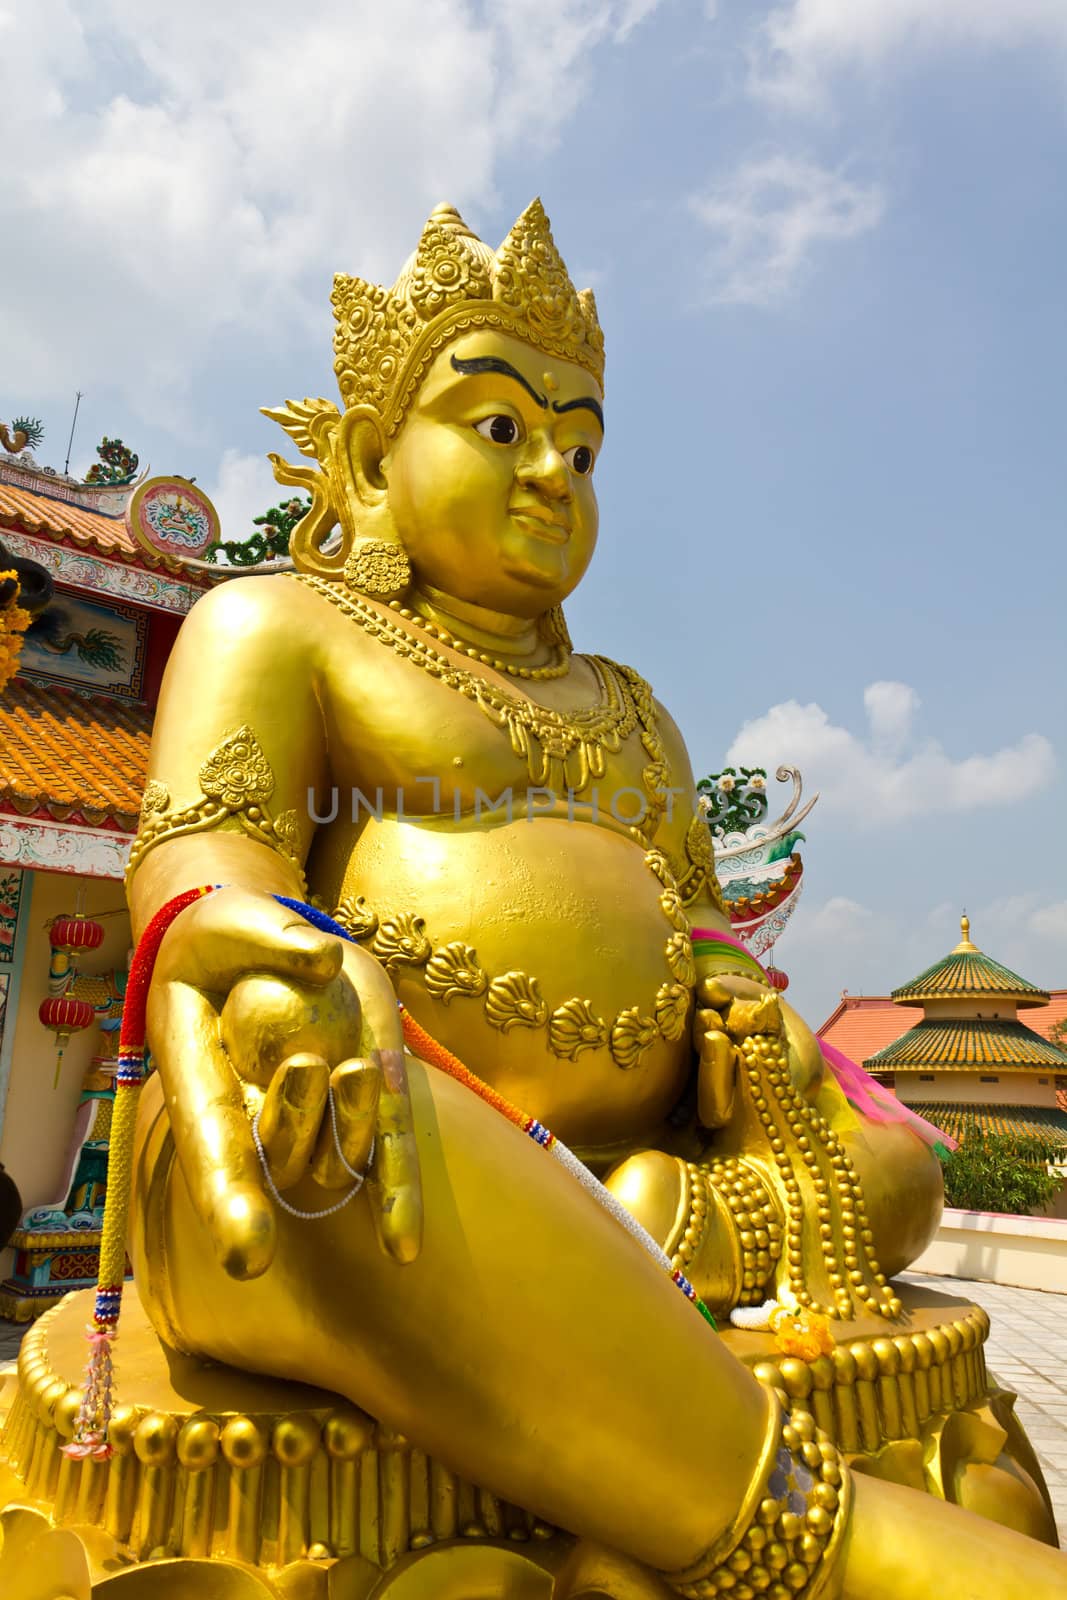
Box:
(515, 440), (571, 500)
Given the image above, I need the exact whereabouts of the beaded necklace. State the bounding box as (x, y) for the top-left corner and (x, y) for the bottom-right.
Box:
(294, 573), (642, 793)
(390, 598), (570, 681)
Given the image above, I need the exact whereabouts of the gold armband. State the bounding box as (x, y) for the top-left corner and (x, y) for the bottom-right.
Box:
(126, 725), (306, 889)
(666, 1401), (852, 1600)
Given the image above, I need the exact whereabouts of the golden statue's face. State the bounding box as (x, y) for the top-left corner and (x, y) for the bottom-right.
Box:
(380, 330), (603, 616)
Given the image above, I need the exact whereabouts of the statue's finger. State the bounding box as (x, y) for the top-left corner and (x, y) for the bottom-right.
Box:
(697, 1028), (737, 1129)
(692, 1006), (725, 1043)
(148, 980), (275, 1280)
(258, 1052), (330, 1190)
(371, 1047), (423, 1264)
(311, 1057), (381, 1189)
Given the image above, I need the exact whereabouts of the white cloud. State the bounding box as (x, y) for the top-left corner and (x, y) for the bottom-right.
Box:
(726, 680), (1056, 824)
(752, 0), (1067, 111)
(689, 153), (884, 305)
(0, 1), (662, 430)
(206, 450), (286, 548)
(1031, 901), (1067, 941)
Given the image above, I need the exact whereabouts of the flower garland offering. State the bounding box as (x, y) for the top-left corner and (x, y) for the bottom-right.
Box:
(0, 570), (32, 693)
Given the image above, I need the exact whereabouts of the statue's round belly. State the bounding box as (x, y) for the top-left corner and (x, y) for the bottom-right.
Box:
(321, 816), (694, 1148)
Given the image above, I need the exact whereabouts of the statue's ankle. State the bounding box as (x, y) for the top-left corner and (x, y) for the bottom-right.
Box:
(663, 1396), (852, 1599)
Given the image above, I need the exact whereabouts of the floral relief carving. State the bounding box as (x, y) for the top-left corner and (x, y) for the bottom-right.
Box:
(610, 1008), (659, 1071)
(424, 943), (489, 1004)
(485, 972), (548, 1033)
(372, 914), (432, 971)
(549, 999), (608, 1061)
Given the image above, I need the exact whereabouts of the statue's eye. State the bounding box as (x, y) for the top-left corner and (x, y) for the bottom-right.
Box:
(563, 444), (595, 476)
(474, 415), (521, 446)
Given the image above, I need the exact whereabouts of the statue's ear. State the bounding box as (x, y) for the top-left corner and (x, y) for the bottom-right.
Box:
(338, 407), (389, 508)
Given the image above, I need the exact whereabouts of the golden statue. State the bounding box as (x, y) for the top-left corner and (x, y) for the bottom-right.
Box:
(1, 201), (1064, 1599)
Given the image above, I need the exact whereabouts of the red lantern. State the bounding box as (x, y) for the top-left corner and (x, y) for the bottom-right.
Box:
(48, 915), (105, 953)
(39, 994), (97, 1088)
(764, 966), (790, 993)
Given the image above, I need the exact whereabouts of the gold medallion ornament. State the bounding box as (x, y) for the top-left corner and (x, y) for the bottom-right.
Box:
(343, 538), (413, 598)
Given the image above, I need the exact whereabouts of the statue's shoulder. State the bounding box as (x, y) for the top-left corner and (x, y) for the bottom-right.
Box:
(180, 574), (337, 664)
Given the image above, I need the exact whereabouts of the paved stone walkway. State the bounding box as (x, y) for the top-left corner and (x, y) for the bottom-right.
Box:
(901, 1271), (1067, 1543)
(1, 1276), (1064, 1541)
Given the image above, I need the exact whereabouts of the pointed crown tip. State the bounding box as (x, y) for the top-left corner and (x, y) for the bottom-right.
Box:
(329, 197), (604, 432)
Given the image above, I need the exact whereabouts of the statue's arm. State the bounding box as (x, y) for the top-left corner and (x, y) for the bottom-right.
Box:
(128, 574), (329, 931)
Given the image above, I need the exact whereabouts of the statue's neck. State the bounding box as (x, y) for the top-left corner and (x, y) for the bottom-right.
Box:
(409, 584), (544, 660)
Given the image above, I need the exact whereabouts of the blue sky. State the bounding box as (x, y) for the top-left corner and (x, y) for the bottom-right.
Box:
(3, 1), (1065, 1024)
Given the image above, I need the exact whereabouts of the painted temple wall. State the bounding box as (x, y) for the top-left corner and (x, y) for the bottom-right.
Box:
(0, 869), (130, 1218)
(913, 998), (1023, 1021)
(895, 1072), (1060, 1108)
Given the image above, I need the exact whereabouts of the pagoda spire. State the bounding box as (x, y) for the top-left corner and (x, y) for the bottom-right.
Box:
(953, 913), (978, 954)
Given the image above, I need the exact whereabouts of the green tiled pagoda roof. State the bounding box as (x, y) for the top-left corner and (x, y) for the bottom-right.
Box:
(905, 1103), (1067, 1152)
(866, 1017), (1067, 1071)
(891, 916), (1049, 1008)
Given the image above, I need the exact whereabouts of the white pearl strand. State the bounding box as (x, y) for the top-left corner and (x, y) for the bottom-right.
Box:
(252, 1085), (375, 1220)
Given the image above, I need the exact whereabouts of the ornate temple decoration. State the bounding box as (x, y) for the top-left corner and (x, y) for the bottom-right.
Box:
(701, 766), (818, 968)
(125, 727), (303, 886)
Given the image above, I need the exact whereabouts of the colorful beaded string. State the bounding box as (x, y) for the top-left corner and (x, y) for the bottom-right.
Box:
(65, 887), (716, 1459)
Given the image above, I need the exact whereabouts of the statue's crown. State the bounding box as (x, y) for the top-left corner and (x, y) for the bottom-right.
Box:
(332, 199), (604, 433)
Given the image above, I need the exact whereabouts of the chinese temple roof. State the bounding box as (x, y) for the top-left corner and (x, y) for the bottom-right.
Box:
(866, 1016), (1067, 1072)
(0, 676), (150, 831)
(890, 916), (1049, 1009)
(904, 1102), (1067, 1153)
(0, 478), (142, 563)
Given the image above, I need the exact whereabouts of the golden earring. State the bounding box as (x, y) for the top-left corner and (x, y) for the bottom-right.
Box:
(343, 538), (412, 599)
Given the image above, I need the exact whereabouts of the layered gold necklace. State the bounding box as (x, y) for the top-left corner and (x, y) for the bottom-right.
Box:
(294, 574), (667, 810)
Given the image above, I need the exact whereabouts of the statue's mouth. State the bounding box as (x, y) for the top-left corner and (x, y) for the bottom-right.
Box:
(509, 505), (570, 542)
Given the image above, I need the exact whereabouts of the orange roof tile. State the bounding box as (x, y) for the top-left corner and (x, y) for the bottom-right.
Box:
(818, 995), (923, 1062)
(0, 677), (150, 830)
(0, 480), (140, 562)
(820, 991), (1067, 1063)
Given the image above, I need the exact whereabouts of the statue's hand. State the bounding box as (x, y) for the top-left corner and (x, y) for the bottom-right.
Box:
(147, 887), (421, 1280)
(692, 972), (825, 1130)
(692, 973), (765, 1129)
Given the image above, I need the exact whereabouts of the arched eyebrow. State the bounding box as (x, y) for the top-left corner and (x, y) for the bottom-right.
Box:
(450, 354), (547, 409)
(552, 395), (605, 431)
